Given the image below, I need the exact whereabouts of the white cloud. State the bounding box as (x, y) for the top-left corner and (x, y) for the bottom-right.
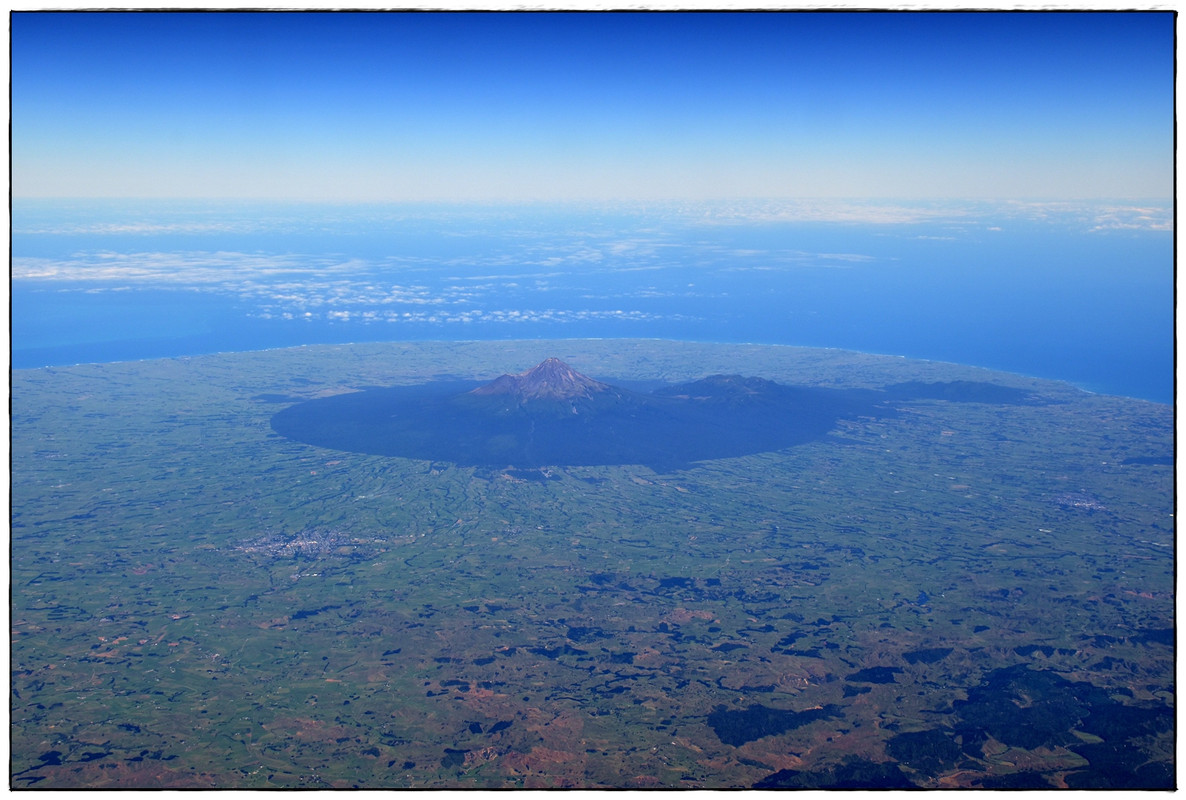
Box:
(15, 248), (705, 329)
(1001, 201), (1172, 232)
(249, 306), (691, 326)
(13, 220), (263, 236)
(12, 251), (367, 283)
(687, 199), (978, 225)
(679, 198), (1173, 232)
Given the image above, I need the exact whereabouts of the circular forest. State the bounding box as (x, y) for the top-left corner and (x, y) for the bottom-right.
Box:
(270, 356), (1040, 470)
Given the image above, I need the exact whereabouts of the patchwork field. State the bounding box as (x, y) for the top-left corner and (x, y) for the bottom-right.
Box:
(11, 339), (1174, 788)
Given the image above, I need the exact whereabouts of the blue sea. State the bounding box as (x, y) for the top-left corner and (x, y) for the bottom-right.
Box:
(11, 199), (1174, 404)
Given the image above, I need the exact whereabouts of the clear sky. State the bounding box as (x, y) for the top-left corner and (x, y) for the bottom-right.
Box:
(11, 11), (1174, 202)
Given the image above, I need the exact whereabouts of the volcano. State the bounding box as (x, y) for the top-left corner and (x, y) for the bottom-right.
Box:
(461, 358), (636, 418)
(471, 357), (613, 401)
(269, 358), (1035, 470)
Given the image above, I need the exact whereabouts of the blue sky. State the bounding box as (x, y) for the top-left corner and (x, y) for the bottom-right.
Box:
(12, 11), (1174, 202)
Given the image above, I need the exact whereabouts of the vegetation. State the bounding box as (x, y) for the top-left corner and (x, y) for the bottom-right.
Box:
(11, 339), (1174, 788)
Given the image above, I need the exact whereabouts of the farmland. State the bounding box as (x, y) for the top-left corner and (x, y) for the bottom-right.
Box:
(11, 339), (1174, 788)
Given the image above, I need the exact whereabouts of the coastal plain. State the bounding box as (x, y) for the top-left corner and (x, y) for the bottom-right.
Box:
(10, 339), (1174, 788)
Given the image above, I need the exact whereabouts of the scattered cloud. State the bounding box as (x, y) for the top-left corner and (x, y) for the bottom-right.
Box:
(14, 220), (258, 236)
(14, 199), (1166, 339)
(686, 199), (978, 225)
(679, 198), (1173, 232)
(1001, 201), (1172, 232)
(1086, 206), (1173, 232)
(12, 251), (365, 283)
(12, 248), (702, 329)
(445, 271), (569, 282)
(817, 253), (878, 263)
(253, 307), (689, 326)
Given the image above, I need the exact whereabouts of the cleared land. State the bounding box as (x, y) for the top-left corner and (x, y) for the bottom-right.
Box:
(11, 339), (1174, 788)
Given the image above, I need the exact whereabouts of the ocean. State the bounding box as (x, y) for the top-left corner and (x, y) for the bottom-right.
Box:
(11, 199), (1173, 403)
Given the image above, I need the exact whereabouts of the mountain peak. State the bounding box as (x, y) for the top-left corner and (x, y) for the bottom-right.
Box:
(471, 358), (611, 401)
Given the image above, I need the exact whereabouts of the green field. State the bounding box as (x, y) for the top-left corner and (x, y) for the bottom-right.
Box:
(11, 340), (1174, 788)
